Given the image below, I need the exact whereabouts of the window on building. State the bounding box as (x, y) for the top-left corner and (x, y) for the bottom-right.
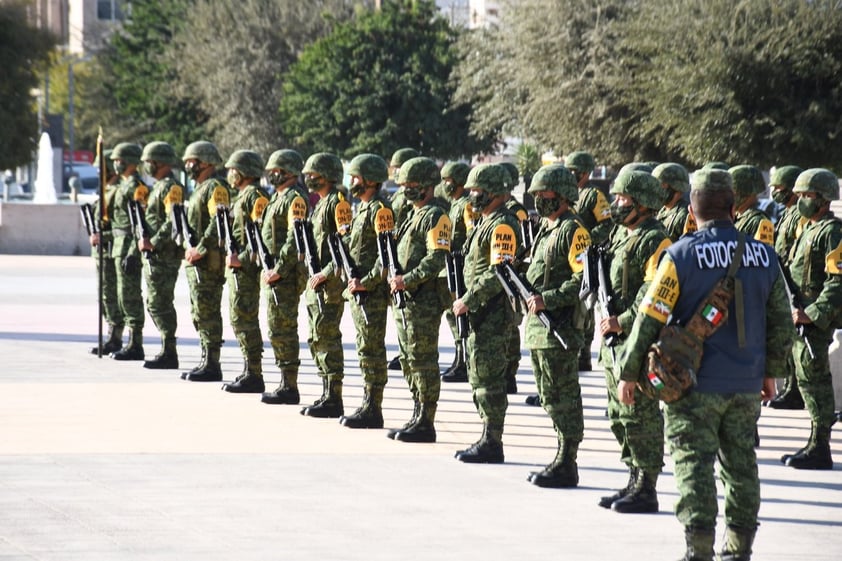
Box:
(97, 0), (126, 21)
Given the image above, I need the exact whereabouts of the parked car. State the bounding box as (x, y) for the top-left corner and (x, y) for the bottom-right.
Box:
(63, 162), (99, 194)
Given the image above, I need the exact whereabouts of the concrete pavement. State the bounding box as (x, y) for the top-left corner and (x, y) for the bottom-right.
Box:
(0, 254), (839, 560)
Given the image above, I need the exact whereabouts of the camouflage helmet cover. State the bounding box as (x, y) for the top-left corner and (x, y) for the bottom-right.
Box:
(794, 168), (839, 201)
(728, 165), (766, 196)
(302, 152), (344, 184)
(182, 140), (222, 166)
(464, 163), (510, 196)
(610, 170), (664, 210)
(141, 141), (179, 167)
(527, 164), (579, 203)
(110, 142), (142, 165)
(564, 151), (596, 173)
(702, 161), (730, 171)
(397, 157), (440, 188)
(499, 162), (519, 191)
(769, 165), (804, 190)
(389, 147), (420, 168)
(265, 149), (304, 176)
(347, 153), (389, 184)
(653, 163), (690, 193)
(440, 161), (470, 187)
(618, 162), (654, 175)
(225, 150), (264, 179)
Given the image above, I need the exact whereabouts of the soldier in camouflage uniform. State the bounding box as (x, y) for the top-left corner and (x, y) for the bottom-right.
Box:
(781, 168), (842, 471)
(598, 170), (671, 513)
(88, 150), (124, 355)
(260, 150), (309, 405)
(300, 153), (352, 418)
(654, 163), (696, 242)
(765, 165), (806, 410)
(338, 154), (394, 429)
(109, 143), (148, 361)
(453, 164), (521, 463)
(381, 157), (451, 443)
(619, 169), (793, 561)
(440, 161), (474, 383)
(137, 141), (184, 369)
(566, 151), (612, 372)
(219, 150), (269, 393)
(181, 141), (231, 382)
(730, 165), (774, 245)
(523, 164), (591, 488)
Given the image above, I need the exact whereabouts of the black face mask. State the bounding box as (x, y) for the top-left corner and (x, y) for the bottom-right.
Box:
(772, 188), (792, 205)
(143, 161), (159, 178)
(469, 190), (493, 212)
(535, 196), (561, 217)
(113, 161), (128, 175)
(610, 201), (635, 225)
(305, 176), (324, 192)
(403, 185), (425, 202)
(185, 161), (204, 180)
(350, 183), (366, 197)
(442, 180), (457, 196)
(267, 171), (292, 186)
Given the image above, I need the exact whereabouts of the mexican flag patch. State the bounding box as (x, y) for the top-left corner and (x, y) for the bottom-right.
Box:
(702, 304), (723, 326)
(647, 372), (665, 390)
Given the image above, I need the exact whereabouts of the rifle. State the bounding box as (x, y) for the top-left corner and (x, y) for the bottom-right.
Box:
(293, 218), (324, 311)
(127, 199), (152, 260)
(216, 204), (239, 291)
(778, 260), (816, 360)
(495, 260), (569, 349)
(445, 250), (469, 339)
(595, 245), (620, 363)
(171, 203), (200, 284)
(377, 230), (407, 328)
(328, 232), (368, 322)
(578, 244), (599, 309)
(80, 203), (98, 236)
(245, 217), (279, 306)
(519, 216), (539, 261)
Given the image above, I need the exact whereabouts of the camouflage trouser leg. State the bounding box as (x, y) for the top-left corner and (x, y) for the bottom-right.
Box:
(144, 258), (180, 339)
(603, 344), (664, 472)
(186, 259), (224, 348)
(467, 307), (511, 431)
(793, 330), (836, 431)
(530, 347), (584, 443)
(666, 392), (760, 530)
(96, 253), (123, 328)
(266, 280), (301, 370)
(396, 293), (442, 406)
(306, 294), (344, 381)
(228, 266), (263, 362)
(114, 256), (145, 331)
(505, 315), (523, 376)
(351, 289), (389, 388)
(582, 307), (595, 362)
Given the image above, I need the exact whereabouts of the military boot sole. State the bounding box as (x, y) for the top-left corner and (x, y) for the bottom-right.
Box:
(340, 415), (385, 429)
(186, 370), (223, 382)
(455, 445), (504, 464)
(394, 428), (436, 443)
(111, 348), (145, 361)
(143, 357), (179, 370)
(222, 379), (266, 394)
(528, 472), (578, 488)
(261, 390), (300, 405)
(785, 455), (833, 470)
(611, 497), (659, 514)
(300, 402), (344, 418)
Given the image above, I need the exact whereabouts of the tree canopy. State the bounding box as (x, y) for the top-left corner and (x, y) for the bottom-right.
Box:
(279, 0), (497, 160)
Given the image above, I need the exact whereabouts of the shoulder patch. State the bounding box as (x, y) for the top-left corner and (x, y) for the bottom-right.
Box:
(208, 185), (230, 216)
(756, 218), (775, 245)
(592, 190), (611, 222)
(490, 223), (517, 264)
(374, 207), (396, 234)
(568, 225), (591, 273)
(133, 183), (149, 206)
(251, 196), (269, 222)
(683, 213), (697, 235)
(427, 214), (452, 252)
(640, 255), (679, 323)
(464, 203), (479, 232)
(288, 195), (308, 227)
(516, 208), (528, 222)
(335, 199), (353, 235)
(163, 184), (183, 215)
(645, 238), (672, 282)
(826, 239), (842, 274)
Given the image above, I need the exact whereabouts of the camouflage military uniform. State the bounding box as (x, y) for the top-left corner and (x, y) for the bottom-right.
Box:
(656, 198), (696, 242)
(503, 197), (529, 393)
(775, 204), (806, 265)
(442, 192), (475, 346)
(735, 207), (774, 245)
(390, 186), (412, 230)
(91, 183), (124, 352)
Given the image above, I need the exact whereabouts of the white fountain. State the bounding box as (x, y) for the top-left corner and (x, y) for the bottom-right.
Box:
(33, 131), (58, 204)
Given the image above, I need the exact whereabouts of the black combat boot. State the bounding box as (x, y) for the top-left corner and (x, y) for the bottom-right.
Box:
(528, 440), (579, 488)
(505, 362), (518, 394)
(144, 337), (179, 369)
(341, 385), (385, 429)
(261, 369), (300, 404)
(785, 425), (834, 470)
(222, 358), (265, 393)
(599, 467), (638, 509)
(525, 394), (542, 406)
(186, 345), (222, 382)
(611, 470), (659, 513)
(455, 425), (504, 463)
(91, 325), (123, 355)
(718, 525), (755, 561)
(301, 377), (344, 418)
(441, 343), (468, 383)
(387, 356), (402, 370)
(387, 399), (420, 439)
(181, 345), (206, 380)
(111, 329), (145, 361)
(394, 402), (437, 443)
(766, 377), (805, 410)
(677, 526), (715, 561)
(578, 348), (592, 371)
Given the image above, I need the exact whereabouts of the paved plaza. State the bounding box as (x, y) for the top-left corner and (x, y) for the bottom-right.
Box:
(0, 254), (839, 560)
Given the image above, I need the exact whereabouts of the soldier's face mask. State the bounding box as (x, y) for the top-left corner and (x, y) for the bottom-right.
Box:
(267, 170), (292, 186)
(442, 179), (457, 196)
(403, 183), (425, 202)
(305, 174), (324, 192)
(185, 160), (204, 180)
(350, 176), (367, 197)
(227, 169), (243, 187)
(469, 189), (493, 212)
(772, 187), (792, 205)
(113, 160), (128, 175)
(610, 199), (636, 225)
(143, 161), (159, 178)
(797, 194), (823, 219)
(535, 194), (561, 217)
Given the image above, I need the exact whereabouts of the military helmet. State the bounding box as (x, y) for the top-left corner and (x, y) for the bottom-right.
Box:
(141, 141), (178, 166)
(653, 163), (690, 193)
(464, 163), (510, 196)
(225, 150), (264, 179)
(499, 162), (519, 191)
(610, 170), (664, 210)
(564, 151), (596, 173)
(794, 168), (839, 201)
(265, 149), (304, 175)
(182, 140), (222, 166)
(302, 152), (343, 184)
(769, 165), (804, 190)
(110, 142), (142, 165)
(728, 165), (766, 196)
(389, 147), (420, 168)
(527, 164), (579, 203)
(347, 153), (389, 184)
(440, 161), (470, 187)
(618, 162), (654, 175)
(397, 157), (440, 188)
(702, 161), (730, 171)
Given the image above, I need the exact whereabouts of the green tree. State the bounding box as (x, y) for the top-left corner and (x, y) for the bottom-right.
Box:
(0, 1), (55, 169)
(279, 0), (496, 160)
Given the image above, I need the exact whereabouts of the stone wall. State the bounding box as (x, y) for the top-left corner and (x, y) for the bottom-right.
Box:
(0, 202), (91, 256)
